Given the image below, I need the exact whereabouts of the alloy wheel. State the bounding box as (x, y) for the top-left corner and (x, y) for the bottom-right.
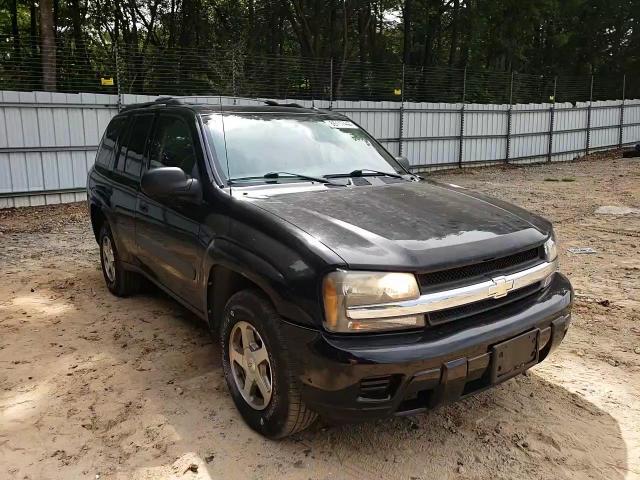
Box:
(229, 320), (273, 410)
(102, 236), (116, 282)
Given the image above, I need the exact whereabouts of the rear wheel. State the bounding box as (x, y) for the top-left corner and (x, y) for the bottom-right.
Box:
(220, 290), (317, 438)
(99, 223), (141, 297)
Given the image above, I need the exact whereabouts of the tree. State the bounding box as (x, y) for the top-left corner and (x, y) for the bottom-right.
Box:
(0, 0), (636, 100)
(40, 0), (57, 90)
(9, 0), (20, 58)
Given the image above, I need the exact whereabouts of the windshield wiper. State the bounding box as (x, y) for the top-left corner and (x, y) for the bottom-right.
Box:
(229, 171), (343, 186)
(324, 168), (405, 179)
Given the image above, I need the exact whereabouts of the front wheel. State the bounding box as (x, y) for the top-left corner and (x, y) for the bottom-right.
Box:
(220, 290), (317, 438)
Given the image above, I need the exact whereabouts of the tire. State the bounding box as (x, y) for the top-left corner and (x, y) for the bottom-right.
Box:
(98, 223), (141, 297)
(220, 289), (317, 438)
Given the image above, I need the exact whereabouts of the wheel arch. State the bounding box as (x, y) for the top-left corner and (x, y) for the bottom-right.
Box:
(206, 264), (280, 332)
(202, 237), (320, 331)
(90, 202), (106, 243)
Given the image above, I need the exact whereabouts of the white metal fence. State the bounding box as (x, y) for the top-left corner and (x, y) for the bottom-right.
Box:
(1, 90), (639, 208)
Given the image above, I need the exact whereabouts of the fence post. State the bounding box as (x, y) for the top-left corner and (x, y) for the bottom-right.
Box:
(231, 49), (237, 104)
(619, 74), (626, 149)
(547, 76), (557, 163)
(329, 57), (334, 110)
(114, 41), (122, 111)
(585, 74), (594, 156)
(398, 63), (405, 157)
(458, 67), (467, 168)
(505, 71), (514, 164)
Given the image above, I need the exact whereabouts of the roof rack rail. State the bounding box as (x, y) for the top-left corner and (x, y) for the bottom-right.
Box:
(121, 96), (183, 111)
(155, 96), (183, 105)
(120, 96), (321, 111)
(263, 100), (305, 108)
(312, 106), (339, 115)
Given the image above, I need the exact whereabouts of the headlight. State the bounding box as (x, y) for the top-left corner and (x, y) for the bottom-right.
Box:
(322, 271), (424, 333)
(544, 234), (558, 262)
(542, 233), (558, 288)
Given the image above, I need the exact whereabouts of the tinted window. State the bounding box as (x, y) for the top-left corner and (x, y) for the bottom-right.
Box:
(96, 117), (126, 169)
(114, 116), (131, 170)
(149, 115), (198, 177)
(121, 114), (154, 177)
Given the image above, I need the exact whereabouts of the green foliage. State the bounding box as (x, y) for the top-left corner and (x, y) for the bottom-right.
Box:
(0, 0), (636, 101)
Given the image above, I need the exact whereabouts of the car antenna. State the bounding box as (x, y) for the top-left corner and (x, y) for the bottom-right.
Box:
(219, 93), (232, 193)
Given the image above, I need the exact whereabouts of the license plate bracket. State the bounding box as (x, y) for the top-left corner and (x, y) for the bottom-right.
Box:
(490, 329), (539, 384)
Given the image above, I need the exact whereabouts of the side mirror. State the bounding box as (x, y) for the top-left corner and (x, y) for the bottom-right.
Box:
(141, 167), (202, 203)
(395, 156), (411, 172)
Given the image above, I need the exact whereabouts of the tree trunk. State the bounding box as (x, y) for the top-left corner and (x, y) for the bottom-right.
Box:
(30, 0), (37, 37)
(285, 0), (318, 58)
(30, 0), (37, 58)
(357, 5), (366, 92)
(40, 0), (57, 91)
(10, 0), (20, 58)
(69, 0), (90, 69)
(247, 0), (255, 53)
(458, 0), (473, 69)
(127, 0), (143, 93)
(169, 0), (176, 47)
(329, 0), (336, 57)
(334, 1), (350, 99)
(421, 1), (432, 67)
(403, 0), (412, 64)
(369, 1), (378, 62)
(448, 0), (459, 67)
(53, 0), (59, 37)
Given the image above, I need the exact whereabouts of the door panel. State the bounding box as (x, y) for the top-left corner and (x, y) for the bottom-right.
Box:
(110, 114), (154, 260)
(136, 113), (205, 309)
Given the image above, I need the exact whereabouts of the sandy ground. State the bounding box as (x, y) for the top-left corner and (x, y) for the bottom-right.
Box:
(1, 156), (639, 480)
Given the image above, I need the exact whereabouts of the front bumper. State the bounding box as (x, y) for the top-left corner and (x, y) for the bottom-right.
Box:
(283, 273), (572, 422)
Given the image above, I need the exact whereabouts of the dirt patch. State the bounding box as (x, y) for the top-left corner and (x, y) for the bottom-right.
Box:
(1, 157), (639, 479)
(0, 202), (88, 235)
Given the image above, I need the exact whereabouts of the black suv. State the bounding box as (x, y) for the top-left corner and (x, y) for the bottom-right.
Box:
(87, 98), (572, 438)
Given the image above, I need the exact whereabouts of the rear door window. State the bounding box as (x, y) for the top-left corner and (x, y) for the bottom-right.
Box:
(120, 114), (155, 178)
(148, 115), (198, 178)
(95, 116), (127, 170)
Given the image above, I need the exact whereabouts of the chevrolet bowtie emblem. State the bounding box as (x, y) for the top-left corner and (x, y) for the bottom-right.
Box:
(489, 276), (514, 299)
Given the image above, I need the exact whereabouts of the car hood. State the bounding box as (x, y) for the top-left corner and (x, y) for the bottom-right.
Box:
(238, 181), (550, 271)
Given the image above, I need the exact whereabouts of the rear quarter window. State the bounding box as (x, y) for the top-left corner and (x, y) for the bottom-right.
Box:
(95, 116), (127, 170)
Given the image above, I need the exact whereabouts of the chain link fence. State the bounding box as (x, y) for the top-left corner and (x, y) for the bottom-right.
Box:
(2, 32), (640, 208)
(0, 35), (634, 105)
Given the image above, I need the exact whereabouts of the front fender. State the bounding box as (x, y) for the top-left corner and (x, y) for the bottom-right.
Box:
(202, 237), (322, 329)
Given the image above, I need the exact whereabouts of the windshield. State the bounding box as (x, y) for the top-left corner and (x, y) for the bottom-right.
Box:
(203, 113), (401, 182)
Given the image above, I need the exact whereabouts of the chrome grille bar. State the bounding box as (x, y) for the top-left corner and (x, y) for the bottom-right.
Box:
(346, 260), (557, 320)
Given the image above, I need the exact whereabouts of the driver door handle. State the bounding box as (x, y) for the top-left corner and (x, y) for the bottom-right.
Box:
(139, 202), (149, 213)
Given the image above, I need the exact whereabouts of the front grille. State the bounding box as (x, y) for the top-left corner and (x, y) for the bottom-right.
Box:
(427, 281), (542, 326)
(417, 246), (542, 293)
